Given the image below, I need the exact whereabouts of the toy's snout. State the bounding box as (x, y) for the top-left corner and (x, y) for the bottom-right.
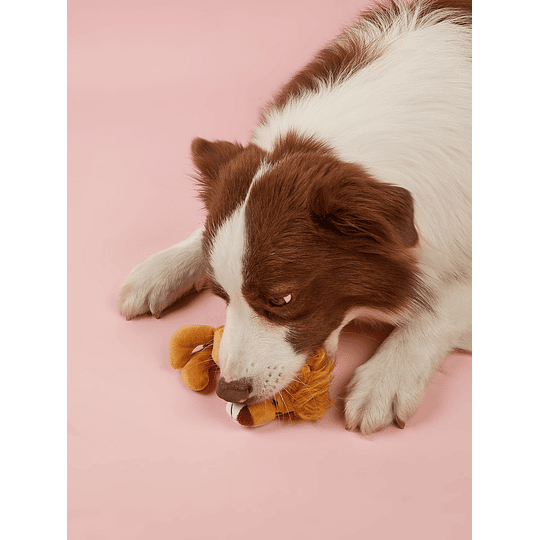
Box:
(216, 377), (253, 403)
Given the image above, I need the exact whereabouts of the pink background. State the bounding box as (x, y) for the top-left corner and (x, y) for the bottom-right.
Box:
(68, 1), (471, 538)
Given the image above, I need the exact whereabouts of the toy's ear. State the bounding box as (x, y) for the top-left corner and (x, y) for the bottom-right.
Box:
(169, 325), (215, 369)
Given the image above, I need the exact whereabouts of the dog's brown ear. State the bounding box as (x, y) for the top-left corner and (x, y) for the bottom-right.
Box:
(309, 168), (418, 248)
(191, 138), (244, 181)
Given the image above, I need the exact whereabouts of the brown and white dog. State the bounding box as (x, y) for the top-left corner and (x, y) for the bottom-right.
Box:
(119, 0), (471, 434)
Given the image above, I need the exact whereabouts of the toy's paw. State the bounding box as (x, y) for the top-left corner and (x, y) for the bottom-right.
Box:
(344, 359), (427, 435)
(118, 239), (206, 320)
(226, 401), (276, 427)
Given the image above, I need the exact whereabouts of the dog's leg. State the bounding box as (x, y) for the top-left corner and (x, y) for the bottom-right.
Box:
(344, 279), (471, 434)
(118, 228), (207, 320)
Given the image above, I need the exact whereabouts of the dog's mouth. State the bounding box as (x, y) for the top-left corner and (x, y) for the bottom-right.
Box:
(242, 395), (263, 406)
(240, 392), (283, 407)
(216, 384), (283, 407)
(246, 381), (295, 406)
(217, 389), (275, 407)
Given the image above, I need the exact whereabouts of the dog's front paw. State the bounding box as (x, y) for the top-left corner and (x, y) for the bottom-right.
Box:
(118, 231), (207, 320)
(118, 254), (204, 320)
(118, 256), (176, 320)
(344, 359), (427, 435)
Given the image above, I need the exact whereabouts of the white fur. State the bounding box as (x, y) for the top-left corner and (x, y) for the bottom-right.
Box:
(118, 228), (207, 319)
(324, 307), (401, 356)
(119, 3), (471, 433)
(218, 295), (306, 399)
(208, 206), (246, 301)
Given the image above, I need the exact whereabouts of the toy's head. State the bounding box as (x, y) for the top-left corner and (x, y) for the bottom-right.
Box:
(169, 325), (334, 427)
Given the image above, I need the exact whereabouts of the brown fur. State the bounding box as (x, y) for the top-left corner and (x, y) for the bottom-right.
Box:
(242, 140), (418, 355)
(192, 138), (264, 250)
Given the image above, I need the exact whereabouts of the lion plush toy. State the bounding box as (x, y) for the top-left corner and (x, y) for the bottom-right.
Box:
(169, 325), (334, 427)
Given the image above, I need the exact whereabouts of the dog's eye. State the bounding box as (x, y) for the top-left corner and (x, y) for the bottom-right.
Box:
(269, 294), (292, 307)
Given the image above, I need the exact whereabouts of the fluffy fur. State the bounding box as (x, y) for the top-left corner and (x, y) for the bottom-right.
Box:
(119, 0), (471, 434)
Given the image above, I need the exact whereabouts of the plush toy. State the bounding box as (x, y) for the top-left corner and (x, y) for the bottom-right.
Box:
(169, 325), (334, 427)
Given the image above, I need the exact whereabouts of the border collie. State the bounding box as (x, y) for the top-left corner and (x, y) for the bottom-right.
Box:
(119, 0), (471, 434)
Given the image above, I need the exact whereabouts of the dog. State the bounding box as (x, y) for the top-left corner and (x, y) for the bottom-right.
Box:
(119, 0), (471, 434)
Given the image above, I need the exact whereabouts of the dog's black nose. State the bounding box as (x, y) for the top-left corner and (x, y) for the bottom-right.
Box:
(216, 377), (253, 403)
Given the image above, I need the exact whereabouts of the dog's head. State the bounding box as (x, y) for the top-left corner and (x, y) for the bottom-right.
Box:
(192, 134), (418, 404)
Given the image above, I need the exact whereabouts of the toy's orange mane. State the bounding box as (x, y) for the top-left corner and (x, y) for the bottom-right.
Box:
(278, 349), (334, 421)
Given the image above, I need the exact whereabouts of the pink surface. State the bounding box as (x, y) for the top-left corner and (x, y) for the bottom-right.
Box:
(68, 1), (471, 538)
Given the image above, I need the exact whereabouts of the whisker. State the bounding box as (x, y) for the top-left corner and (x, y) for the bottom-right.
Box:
(279, 390), (291, 422)
(183, 357), (217, 368)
